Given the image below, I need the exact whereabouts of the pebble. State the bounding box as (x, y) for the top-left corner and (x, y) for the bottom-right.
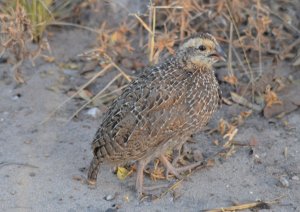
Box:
(86, 107), (101, 118)
(29, 172), (36, 177)
(104, 194), (115, 201)
(292, 176), (299, 181)
(12, 93), (21, 100)
(192, 149), (204, 161)
(279, 176), (289, 187)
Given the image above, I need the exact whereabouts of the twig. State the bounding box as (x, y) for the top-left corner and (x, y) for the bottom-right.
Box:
(49, 21), (103, 34)
(201, 195), (285, 212)
(66, 73), (122, 122)
(111, 62), (132, 82)
(97, 85), (127, 100)
(149, 4), (156, 63)
(41, 63), (113, 124)
(256, 0), (263, 77)
(227, 22), (234, 77)
(131, 14), (153, 35)
(225, 0), (255, 98)
(231, 92), (263, 111)
(0, 162), (38, 169)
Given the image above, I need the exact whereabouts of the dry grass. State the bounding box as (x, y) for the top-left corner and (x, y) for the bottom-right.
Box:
(74, 0), (299, 113)
(0, 0), (86, 83)
(0, 2), (50, 83)
(2, 0), (299, 122)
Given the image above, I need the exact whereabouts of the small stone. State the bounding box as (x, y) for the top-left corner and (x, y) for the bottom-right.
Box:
(10, 191), (16, 195)
(104, 194), (115, 201)
(12, 93), (21, 100)
(24, 140), (32, 144)
(29, 172), (36, 177)
(279, 176), (289, 187)
(192, 149), (204, 161)
(292, 176), (299, 181)
(86, 107), (101, 118)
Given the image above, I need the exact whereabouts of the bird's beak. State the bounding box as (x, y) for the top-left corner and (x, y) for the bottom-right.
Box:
(209, 45), (227, 62)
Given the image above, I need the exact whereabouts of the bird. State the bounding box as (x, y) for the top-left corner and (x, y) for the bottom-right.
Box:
(87, 32), (226, 197)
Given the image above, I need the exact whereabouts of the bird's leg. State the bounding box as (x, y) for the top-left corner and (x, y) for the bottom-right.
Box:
(136, 159), (147, 197)
(159, 155), (181, 180)
(161, 140), (186, 179)
(160, 155), (203, 179)
(171, 144), (183, 166)
(171, 137), (191, 166)
(136, 158), (170, 197)
(87, 156), (102, 185)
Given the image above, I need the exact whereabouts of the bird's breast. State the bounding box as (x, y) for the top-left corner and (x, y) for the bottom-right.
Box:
(183, 71), (220, 127)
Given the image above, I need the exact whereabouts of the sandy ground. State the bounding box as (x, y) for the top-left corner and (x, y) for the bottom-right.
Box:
(1, 27), (300, 212)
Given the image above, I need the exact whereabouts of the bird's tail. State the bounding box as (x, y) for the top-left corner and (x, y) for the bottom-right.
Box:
(87, 156), (102, 185)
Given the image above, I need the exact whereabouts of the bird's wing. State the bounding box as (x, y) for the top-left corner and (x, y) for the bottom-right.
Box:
(91, 67), (192, 161)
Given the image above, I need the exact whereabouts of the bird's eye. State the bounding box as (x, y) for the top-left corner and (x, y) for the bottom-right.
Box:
(198, 45), (206, 51)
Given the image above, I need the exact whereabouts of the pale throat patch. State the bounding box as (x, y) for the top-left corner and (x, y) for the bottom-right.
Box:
(190, 56), (212, 69)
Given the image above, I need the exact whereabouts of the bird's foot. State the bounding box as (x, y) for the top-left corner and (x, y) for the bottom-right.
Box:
(160, 155), (203, 179)
(171, 150), (182, 167)
(159, 155), (182, 179)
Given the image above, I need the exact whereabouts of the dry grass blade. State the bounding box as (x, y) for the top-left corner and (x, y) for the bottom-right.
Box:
(49, 21), (103, 34)
(132, 14), (153, 35)
(0, 161), (38, 169)
(227, 22), (234, 77)
(0, 1), (51, 83)
(231, 92), (263, 111)
(155, 178), (184, 200)
(112, 62), (132, 82)
(201, 195), (285, 212)
(225, 0), (255, 97)
(97, 85), (127, 100)
(155, 6), (183, 9)
(41, 63), (113, 123)
(149, 4), (156, 63)
(66, 73), (122, 122)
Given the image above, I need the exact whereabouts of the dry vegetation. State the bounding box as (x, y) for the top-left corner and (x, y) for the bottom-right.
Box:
(73, 0), (300, 120)
(1, 0), (299, 206)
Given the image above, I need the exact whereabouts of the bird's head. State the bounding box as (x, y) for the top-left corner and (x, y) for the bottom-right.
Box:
(179, 33), (226, 69)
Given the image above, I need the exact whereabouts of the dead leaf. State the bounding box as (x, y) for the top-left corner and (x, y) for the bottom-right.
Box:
(218, 119), (227, 135)
(263, 83), (300, 118)
(42, 55), (55, 63)
(264, 85), (282, 107)
(78, 89), (93, 101)
(223, 126), (238, 142)
(206, 159), (215, 167)
(212, 140), (219, 146)
(224, 75), (238, 85)
(117, 166), (131, 181)
(14, 71), (25, 84)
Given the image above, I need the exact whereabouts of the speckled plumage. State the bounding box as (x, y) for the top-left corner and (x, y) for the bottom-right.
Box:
(87, 33), (225, 196)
